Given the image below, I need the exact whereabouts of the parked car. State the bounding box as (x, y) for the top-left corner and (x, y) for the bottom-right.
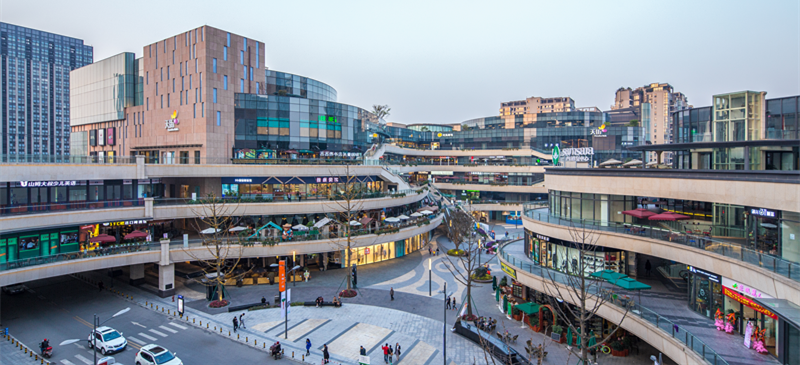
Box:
(2, 284), (27, 295)
(88, 326), (127, 355)
(135, 344), (182, 365)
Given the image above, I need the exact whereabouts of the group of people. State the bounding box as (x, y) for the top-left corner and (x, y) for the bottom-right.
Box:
(315, 296), (342, 307)
(476, 316), (496, 331)
(445, 296), (458, 310)
(232, 313), (246, 332)
(380, 343), (401, 364)
(428, 247), (439, 255)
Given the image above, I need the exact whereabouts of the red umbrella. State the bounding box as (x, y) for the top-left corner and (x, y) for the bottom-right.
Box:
(89, 234), (117, 244)
(123, 230), (148, 240)
(622, 208), (657, 219)
(648, 212), (691, 221)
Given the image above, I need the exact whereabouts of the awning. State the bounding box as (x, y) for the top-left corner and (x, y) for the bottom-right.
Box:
(360, 217), (374, 225)
(648, 212), (691, 221)
(283, 150), (299, 154)
(621, 208), (656, 219)
(123, 230), (148, 240)
(313, 217), (332, 228)
(514, 302), (541, 315)
(228, 226), (248, 232)
(90, 234), (117, 243)
(590, 269), (627, 281)
(200, 228), (221, 235)
(609, 277), (652, 291)
(292, 224), (309, 231)
(298, 150), (314, 154)
(752, 298), (797, 326)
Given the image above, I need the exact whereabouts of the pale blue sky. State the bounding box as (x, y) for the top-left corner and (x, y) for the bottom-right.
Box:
(2, 0), (799, 124)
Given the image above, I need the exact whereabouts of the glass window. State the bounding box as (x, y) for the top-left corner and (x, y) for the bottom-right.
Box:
(217, 111), (221, 126)
(223, 46), (227, 61)
(212, 58), (217, 73)
(213, 88), (217, 103)
(223, 75), (228, 90)
(240, 79), (244, 92)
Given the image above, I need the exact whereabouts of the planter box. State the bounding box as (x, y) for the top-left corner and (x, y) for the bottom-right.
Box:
(611, 349), (629, 357)
(513, 313), (522, 321)
(531, 325), (541, 333)
(242, 278), (254, 285)
(257, 278), (270, 285)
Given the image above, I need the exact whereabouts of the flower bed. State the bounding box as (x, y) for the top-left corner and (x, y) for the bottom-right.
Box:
(447, 249), (466, 256)
(461, 314), (479, 321)
(209, 299), (230, 308)
(339, 289), (357, 298)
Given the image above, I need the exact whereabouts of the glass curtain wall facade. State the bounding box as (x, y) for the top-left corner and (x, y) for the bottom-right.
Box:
(265, 70), (337, 102)
(0, 22), (93, 158)
(69, 52), (139, 126)
(713, 91), (764, 142)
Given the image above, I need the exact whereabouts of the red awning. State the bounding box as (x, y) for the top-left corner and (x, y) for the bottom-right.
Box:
(124, 230), (148, 240)
(89, 234), (117, 244)
(648, 212), (691, 221)
(360, 217), (374, 225)
(621, 208), (657, 219)
(283, 150), (299, 154)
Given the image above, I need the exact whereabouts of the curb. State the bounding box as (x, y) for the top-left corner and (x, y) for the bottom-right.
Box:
(2, 333), (52, 365)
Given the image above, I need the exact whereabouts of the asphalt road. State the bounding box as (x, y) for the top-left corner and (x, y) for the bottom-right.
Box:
(1, 276), (274, 365)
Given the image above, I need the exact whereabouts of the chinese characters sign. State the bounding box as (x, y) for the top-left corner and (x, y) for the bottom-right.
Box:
(20, 180), (77, 187)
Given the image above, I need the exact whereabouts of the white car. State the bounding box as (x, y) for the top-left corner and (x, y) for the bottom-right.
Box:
(135, 344), (182, 365)
(88, 326), (127, 355)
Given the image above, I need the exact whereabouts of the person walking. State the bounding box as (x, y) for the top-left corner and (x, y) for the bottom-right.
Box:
(261, 296), (267, 305)
(360, 346), (367, 356)
(322, 344), (330, 364)
(232, 316), (238, 333)
(395, 342), (401, 361)
(305, 338), (311, 356)
(452, 297), (457, 311)
(446, 297), (451, 310)
(239, 313), (246, 329)
(645, 259), (652, 277)
(390, 287), (394, 301)
(381, 343), (390, 363)
(387, 344), (394, 364)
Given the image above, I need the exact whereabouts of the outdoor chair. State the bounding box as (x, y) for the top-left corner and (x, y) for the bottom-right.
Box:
(496, 332), (503, 340)
(512, 334), (518, 343)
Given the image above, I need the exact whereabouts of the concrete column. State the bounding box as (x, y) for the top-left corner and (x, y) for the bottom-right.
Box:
(744, 146), (751, 171)
(145, 197), (154, 218)
(136, 155), (146, 179)
(130, 263), (145, 286)
(158, 264), (175, 298)
(642, 151), (647, 168)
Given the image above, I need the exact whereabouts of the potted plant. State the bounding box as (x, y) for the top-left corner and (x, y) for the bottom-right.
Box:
(512, 306), (522, 321)
(551, 325), (565, 343)
(609, 339), (629, 357)
(528, 315), (540, 332)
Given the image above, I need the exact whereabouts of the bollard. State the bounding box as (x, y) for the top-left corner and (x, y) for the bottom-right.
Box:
(214, 326), (216, 331)
(228, 331), (231, 336)
(246, 336), (248, 343)
(302, 355), (305, 361)
(237, 334), (240, 340)
(254, 340), (257, 346)
(25, 347), (28, 354)
(193, 318), (196, 324)
(263, 343), (266, 349)
(35, 355), (38, 360)
(172, 295), (175, 302)
(146, 301), (148, 306)
(292, 351), (294, 358)
(206, 323), (209, 329)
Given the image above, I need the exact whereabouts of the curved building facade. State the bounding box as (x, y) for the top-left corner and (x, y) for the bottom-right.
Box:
(265, 70), (338, 102)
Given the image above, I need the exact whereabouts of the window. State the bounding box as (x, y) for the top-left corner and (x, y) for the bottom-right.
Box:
(167, 93), (170, 107)
(194, 151), (201, 164)
(213, 58), (217, 73)
(250, 67), (253, 81)
(202, 103), (204, 117)
(172, 78), (175, 92)
(224, 75), (228, 90)
(256, 82), (260, 93)
(243, 67), (247, 80)
(223, 46), (227, 61)
(167, 66), (170, 79)
(172, 50), (175, 64)
(189, 75), (192, 89)
(226, 33), (230, 47)
(179, 62), (182, 76)
(193, 103), (196, 118)
(155, 82), (158, 95)
(161, 95), (163, 108)
(240, 79), (244, 92)
(146, 98), (149, 111)
(255, 43), (259, 68)
(160, 68), (163, 81)
(146, 71), (149, 85)
(216, 111), (221, 126)
(240, 50), (244, 64)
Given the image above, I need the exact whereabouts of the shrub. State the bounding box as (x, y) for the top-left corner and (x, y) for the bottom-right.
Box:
(471, 273), (491, 281)
(290, 301), (304, 307)
(499, 276), (508, 287)
(551, 325), (563, 335)
(447, 249), (465, 256)
(475, 266), (488, 277)
(339, 289), (357, 298)
(209, 299), (230, 308)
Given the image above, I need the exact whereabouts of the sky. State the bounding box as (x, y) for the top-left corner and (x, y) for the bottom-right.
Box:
(2, 0), (799, 125)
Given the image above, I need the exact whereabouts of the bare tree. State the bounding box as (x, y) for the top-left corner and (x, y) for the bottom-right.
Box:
(184, 194), (250, 303)
(541, 223), (630, 365)
(371, 104), (391, 122)
(441, 206), (494, 319)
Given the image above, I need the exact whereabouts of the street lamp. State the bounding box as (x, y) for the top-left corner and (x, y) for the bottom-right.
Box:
(438, 283), (454, 365)
(62, 307), (130, 365)
(429, 258), (432, 296)
(271, 262), (302, 339)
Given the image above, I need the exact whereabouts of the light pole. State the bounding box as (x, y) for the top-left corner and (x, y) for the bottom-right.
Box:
(439, 283), (454, 365)
(62, 307), (129, 365)
(271, 263), (301, 338)
(429, 258), (432, 296)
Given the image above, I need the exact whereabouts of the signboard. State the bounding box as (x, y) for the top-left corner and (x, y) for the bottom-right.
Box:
(279, 260), (286, 292)
(551, 145), (560, 166)
(280, 291), (286, 319)
(430, 171), (454, 176)
(107, 127), (116, 146)
(722, 286), (777, 319)
(165, 110), (180, 132)
(20, 180), (77, 187)
(177, 295), (184, 315)
(103, 220), (148, 227)
(722, 277), (773, 300)
(560, 147), (594, 162)
(591, 123), (608, 137)
(98, 128), (106, 146)
(750, 208), (776, 218)
(688, 266), (720, 283)
(743, 321), (754, 349)
(315, 177), (341, 183)
(89, 129), (97, 146)
(500, 262), (517, 280)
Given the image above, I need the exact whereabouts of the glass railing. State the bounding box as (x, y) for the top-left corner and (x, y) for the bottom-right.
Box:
(0, 189), (425, 217)
(498, 241), (730, 365)
(434, 178), (545, 186)
(1, 154), (137, 164)
(522, 203), (800, 283)
(0, 214), (442, 273)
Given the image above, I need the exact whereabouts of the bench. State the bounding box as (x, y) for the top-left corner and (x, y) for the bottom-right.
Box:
(302, 301), (341, 307)
(454, 321), (529, 364)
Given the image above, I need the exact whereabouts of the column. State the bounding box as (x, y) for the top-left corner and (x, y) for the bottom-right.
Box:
(130, 263), (145, 286)
(744, 146), (750, 171)
(642, 151), (648, 168)
(158, 264), (175, 298)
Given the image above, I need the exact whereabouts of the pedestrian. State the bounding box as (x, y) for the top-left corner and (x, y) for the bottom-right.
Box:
(360, 346), (367, 356)
(98, 281), (104, 292)
(261, 296), (267, 305)
(446, 297), (451, 309)
(232, 316), (238, 332)
(305, 338), (311, 356)
(645, 259), (652, 277)
(390, 287), (394, 301)
(323, 344), (330, 364)
(452, 298), (457, 311)
(395, 342), (401, 360)
(239, 313), (246, 329)
(381, 343), (390, 363)
(387, 344), (394, 364)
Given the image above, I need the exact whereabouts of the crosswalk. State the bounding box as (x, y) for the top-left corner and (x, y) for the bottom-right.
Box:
(60, 321), (188, 365)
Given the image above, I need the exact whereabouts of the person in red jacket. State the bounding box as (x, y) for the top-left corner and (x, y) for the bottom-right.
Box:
(381, 343), (390, 363)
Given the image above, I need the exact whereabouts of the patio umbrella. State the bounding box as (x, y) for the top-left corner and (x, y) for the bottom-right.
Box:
(599, 159), (622, 167)
(648, 212), (691, 221)
(420, 210), (434, 215)
(410, 212), (423, 218)
(609, 276), (651, 304)
(313, 217), (332, 228)
(398, 214), (410, 220)
(384, 217), (400, 223)
(566, 326), (573, 347)
(292, 224), (309, 231)
(622, 159), (642, 167)
(590, 269), (628, 281)
(349, 221), (362, 226)
(587, 331), (597, 350)
(228, 226), (248, 232)
(514, 302), (541, 316)
(123, 230), (148, 240)
(200, 228), (221, 235)
(90, 234), (117, 244)
(621, 208), (656, 219)
(495, 287), (500, 302)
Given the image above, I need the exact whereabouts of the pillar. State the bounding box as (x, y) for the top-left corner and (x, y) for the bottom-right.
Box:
(130, 263), (145, 286)
(744, 146), (751, 171)
(144, 197), (154, 218)
(642, 151), (648, 168)
(158, 264), (175, 298)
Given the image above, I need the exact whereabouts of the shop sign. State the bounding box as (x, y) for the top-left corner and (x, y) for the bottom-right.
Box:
(321, 151), (361, 157)
(165, 110), (180, 132)
(430, 171), (454, 176)
(688, 266), (720, 283)
(103, 220), (148, 227)
(721, 278), (773, 299)
(552, 145), (560, 165)
(233, 178), (253, 183)
(535, 234), (550, 242)
(20, 180), (77, 187)
(500, 262), (517, 279)
(591, 123), (608, 137)
(561, 147), (594, 162)
(437, 133), (453, 137)
(722, 286), (777, 319)
(749, 208), (776, 218)
(316, 177), (341, 183)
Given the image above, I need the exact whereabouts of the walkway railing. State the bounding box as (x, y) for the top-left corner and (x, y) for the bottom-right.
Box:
(521, 203), (800, 285)
(434, 178), (545, 187)
(498, 241), (730, 365)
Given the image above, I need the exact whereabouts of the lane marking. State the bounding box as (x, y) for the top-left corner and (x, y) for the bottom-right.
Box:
(74, 354), (92, 364)
(127, 336), (146, 345)
(60, 360), (76, 365)
(148, 329), (168, 337)
(138, 332), (158, 341)
(158, 325), (178, 334)
(73, 316), (94, 328)
(167, 322), (187, 330)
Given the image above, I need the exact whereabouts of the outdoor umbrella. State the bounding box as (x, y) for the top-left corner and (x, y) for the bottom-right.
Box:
(420, 210), (434, 215)
(398, 214), (410, 220)
(313, 217), (332, 228)
(200, 228), (221, 235)
(599, 159), (622, 167)
(123, 230), (148, 240)
(410, 212), (423, 218)
(609, 276), (652, 305)
(590, 269), (628, 282)
(587, 331), (597, 352)
(621, 208), (656, 219)
(228, 226), (248, 232)
(566, 327), (573, 347)
(495, 287), (500, 302)
(622, 159), (643, 167)
(648, 212), (691, 221)
(90, 234), (117, 244)
(384, 217), (400, 223)
(514, 302), (541, 316)
(292, 224), (309, 231)
(349, 221), (362, 226)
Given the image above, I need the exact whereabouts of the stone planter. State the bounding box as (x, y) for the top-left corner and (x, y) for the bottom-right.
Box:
(611, 348), (629, 357)
(513, 313), (522, 321)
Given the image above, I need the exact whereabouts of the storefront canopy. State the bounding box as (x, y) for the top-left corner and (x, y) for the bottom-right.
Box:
(90, 234), (117, 243)
(590, 270), (628, 282)
(622, 208), (657, 219)
(313, 217), (332, 228)
(514, 302), (541, 315)
(123, 230), (148, 240)
(648, 212), (691, 221)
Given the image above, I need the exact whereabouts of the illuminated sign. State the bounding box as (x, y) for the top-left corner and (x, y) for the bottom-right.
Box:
(103, 220), (148, 227)
(98, 128), (106, 146)
(722, 287), (777, 319)
(165, 110), (180, 132)
(437, 133), (453, 137)
(500, 262), (517, 279)
(535, 234), (550, 242)
(750, 208), (776, 218)
(688, 266), (720, 283)
(561, 147), (594, 162)
(20, 180), (77, 187)
(552, 145), (560, 165)
(233, 178), (253, 183)
(107, 127), (116, 146)
(591, 123), (608, 136)
(315, 177), (341, 183)
(722, 277), (773, 300)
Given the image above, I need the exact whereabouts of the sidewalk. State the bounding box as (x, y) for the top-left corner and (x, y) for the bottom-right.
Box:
(0, 334), (50, 365)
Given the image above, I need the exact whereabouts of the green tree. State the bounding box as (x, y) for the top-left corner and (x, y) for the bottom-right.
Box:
(372, 105), (391, 122)
(626, 119), (639, 127)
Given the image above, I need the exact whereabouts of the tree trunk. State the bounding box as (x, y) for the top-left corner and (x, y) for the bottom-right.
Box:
(345, 225), (352, 290)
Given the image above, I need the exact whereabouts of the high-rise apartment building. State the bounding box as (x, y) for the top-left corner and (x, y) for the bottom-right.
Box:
(611, 83), (689, 163)
(0, 22), (93, 159)
(499, 96), (575, 128)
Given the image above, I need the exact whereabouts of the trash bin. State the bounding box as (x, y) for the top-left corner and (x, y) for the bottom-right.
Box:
(274, 295), (280, 306)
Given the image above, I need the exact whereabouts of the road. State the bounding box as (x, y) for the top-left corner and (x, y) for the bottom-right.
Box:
(1, 276), (274, 365)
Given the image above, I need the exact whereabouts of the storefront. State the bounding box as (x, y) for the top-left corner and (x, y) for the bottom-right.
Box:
(752, 298), (800, 365)
(342, 232), (429, 267)
(687, 266), (723, 319)
(746, 207), (781, 256)
(221, 176), (384, 199)
(0, 179), (163, 213)
(0, 226), (82, 262)
(721, 277), (777, 356)
(524, 231), (627, 278)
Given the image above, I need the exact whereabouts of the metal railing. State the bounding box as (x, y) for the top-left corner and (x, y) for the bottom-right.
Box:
(522, 203), (800, 284)
(498, 241), (730, 365)
(1, 154), (137, 164)
(433, 178), (545, 187)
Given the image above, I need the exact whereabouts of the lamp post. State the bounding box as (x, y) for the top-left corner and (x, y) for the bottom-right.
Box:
(439, 284), (454, 365)
(62, 307), (129, 365)
(272, 262), (301, 338)
(429, 257), (432, 296)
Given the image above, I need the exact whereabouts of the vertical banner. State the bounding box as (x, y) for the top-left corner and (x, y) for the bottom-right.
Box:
(287, 289), (291, 315)
(279, 260), (286, 292)
(280, 291), (286, 319)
